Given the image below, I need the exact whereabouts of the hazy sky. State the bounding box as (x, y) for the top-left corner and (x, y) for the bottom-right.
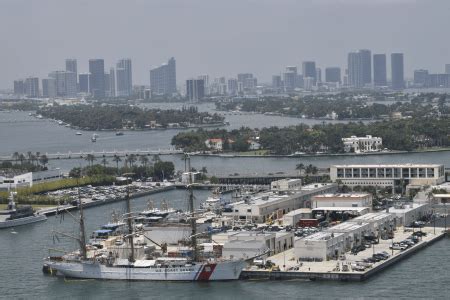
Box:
(1, 0), (450, 88)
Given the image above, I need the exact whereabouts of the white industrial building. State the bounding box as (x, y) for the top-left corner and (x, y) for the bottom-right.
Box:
(330, 164), (445, 189)
(295, 231), (346, 261)
(216, 231), (294, 260)
(342, 135), (383, 153)
(224, 183), (337, 223)
(311, 193), (373, 209)
(0, 169), (62, 190)
(348, 212), (395, 233)
(282, 208), (312, 227)
(387, 203), (431, 226)
(325, 221), (371, 251)
(271, 178), (302, 192)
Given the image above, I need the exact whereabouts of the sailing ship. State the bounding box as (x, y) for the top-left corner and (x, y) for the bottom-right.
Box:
(0, 192), (47, 229)
(43, 170), (247, 281)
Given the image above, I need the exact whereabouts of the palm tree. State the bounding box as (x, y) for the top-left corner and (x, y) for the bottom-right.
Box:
(139, 155), (149, 168)
(27, 151), (33, 163)
(295, 163), (305, 175)
(85, 154), (96, 167)
(18, 153), (26, 165)
(12, 152), (20, 165)
(113, 155), (121, 175)
(127, 154), (137, 167)
(152, 154), (161, 163)
(101, 158), (109, 168)
(39, 155), (49, 168)
(201, 166), (208, 174)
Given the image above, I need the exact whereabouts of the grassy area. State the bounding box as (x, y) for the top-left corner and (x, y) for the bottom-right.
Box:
(0, 175), (115, 205)
(0, 204), (56, 209)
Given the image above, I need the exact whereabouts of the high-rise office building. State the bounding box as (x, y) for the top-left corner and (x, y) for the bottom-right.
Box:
(283, 67), (298, 92)
(445, 64), (450, 74)
(414, 69), (429, 87)
(359, 49), (372, 85)
(348, 52), (363, 88)
(391, 53), (404, 90)
(237, 73), (257, 91)
(325, 67), (341, 83)
(65, 59), (77, 83)
(373, 54), (387, 86)
(25, 77), (39, 97)
(116, 59), (132, 97)
(109, 68), (116, 97)
(272, 75), (282, 89)
(316, 68), (322, 84)
(104, 72), (110, 97)
(89, 59), (105, 98)
(42, 78), (57, 98)
(149, 57), (176, 95)
(227, 78), (238, 95)
(79, 73), (90, 93)
(186, 79), (205, 101)
(13, 79), (26, 95)
(302, 61), (316, 84)
(198, 75), (209, 95)
(49, 71), (77, 97)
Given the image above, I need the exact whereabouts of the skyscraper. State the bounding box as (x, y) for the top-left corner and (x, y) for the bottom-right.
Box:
(359, 49), (372, 85)
(227, 78), (238, 95)
(149, 57), (177, 95)
(373, 54), (387, 86)
(65, 59), (77, 82)
(325, 67), (341, 83)
(89, 59), (105, 98)
(315, 68), (322, 84)
(302, 61), (316, 84)
(186, 79), (205, 101)
(79, 73), (90, 93)
(104, 72), (110, 97)
(445, 64), (450, 74)
(13, 79), (26, 95)
(272, 75), (282, 89)
(42, 78), (57, 98)
(391, 53), (404, 90)
(25, 77), (39, 97)
(116, 59), (132, 97)
(348, 52), (363, 88)
(283, 67), (298, 92)
(109, 68), (116, 97)
(414, 69), (429, 87)
(49, 71), (77, 97)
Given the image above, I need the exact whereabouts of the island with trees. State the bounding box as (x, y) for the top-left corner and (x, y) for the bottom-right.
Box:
(36, 104), (225, 130)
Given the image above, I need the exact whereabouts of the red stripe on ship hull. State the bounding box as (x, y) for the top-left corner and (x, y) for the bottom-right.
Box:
(196, 264), (217, 281)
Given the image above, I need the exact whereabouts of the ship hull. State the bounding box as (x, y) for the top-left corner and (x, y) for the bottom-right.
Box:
(0, 214), (47, 229)
(45, 260), (246, 281)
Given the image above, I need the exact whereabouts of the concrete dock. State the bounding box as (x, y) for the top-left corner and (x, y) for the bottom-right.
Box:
(240, 226), (447, 281)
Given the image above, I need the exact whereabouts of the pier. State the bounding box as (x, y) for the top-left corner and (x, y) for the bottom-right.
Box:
(240, 226), (447, 281)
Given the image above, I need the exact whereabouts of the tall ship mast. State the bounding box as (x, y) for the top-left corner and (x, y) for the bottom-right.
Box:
(43, 164), (248, 281)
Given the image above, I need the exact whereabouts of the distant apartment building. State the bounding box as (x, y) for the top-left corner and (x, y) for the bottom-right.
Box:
(109, 68), (116, 97)
(330, 164), (446, 189)
(359, 49), (371, 85)
(373, 54), (387, 86)
(78, 73), (90, 93)
(49, 71), (77, 97)
(325, 67), (341, 83)
(116, 59), (132, 97)
(413, 69), (429, 87)
(89, 59), (105, 98)
(391, 53), (404, 90)
(283, 66), (298, 92)
(302, 61), (316, 84)
(342, 135), (383, 153)
(348, 52), (363, 88)
(227, 78), (238, 95)
(13, 79), (26, 95)
(150, 57), (177, 95)
(42, 78), (57, 98)
(272, 75), (282, 89)
(104, 72), (110, 97)
(25, 77), (39, 97)
(315, 68), (322, 84)
(65, 59), (78, 84)
(428, 74), (450, 88)
(186, 79), (205, 101)
(445, 64), (450, 74)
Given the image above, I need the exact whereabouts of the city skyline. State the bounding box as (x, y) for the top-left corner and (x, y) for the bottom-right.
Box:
(1, 0), (450, 89)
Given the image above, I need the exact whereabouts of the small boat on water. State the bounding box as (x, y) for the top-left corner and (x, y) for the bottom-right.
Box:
(91, 133), (98, 142)
(76, 132), (82, 136)
(115, 131), (124, 136)
(0, 192), (47, 229)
